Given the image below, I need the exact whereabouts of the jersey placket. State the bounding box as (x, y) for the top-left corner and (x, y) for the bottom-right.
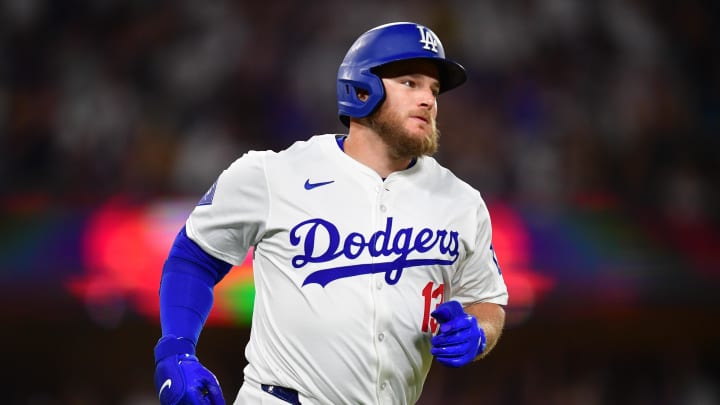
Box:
(371, 180), (395, 403)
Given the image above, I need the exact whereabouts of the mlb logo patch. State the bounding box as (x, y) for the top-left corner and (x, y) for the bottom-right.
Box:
(197, 181), (217, 206)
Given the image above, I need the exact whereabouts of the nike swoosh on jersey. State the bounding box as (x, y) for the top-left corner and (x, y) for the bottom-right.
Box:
(159, 379), (172, 399)
(304, 179), (335, 190)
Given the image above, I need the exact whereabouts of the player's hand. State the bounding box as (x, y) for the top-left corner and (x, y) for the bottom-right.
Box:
(154, 335), (225, 405)
(430, 301), (486, 368)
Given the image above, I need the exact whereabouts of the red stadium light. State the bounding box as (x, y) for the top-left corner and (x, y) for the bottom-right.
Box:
(487, 202), (555, 326)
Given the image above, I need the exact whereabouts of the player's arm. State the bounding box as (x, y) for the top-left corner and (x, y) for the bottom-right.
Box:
(463, 301), (505, 359)
(430, 201), (508, 367)
(154, 226), (232, 405)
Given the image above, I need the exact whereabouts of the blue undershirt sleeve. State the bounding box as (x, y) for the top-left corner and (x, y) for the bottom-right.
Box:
(159, 226), (233, 345)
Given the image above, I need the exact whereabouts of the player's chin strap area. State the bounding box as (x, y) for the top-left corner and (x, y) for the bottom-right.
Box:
(261, 384), (301, 405)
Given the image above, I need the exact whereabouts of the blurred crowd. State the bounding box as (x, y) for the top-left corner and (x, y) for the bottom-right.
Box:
(1, 0), (718, 227)
(2, 0), (719, 404)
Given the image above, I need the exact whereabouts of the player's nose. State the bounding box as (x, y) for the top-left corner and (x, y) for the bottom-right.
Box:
(418, 88), (436, 109)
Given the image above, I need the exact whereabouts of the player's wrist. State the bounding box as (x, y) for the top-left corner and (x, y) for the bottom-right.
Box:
(476, 324), (487, 357)
(154, 334), (197, 363)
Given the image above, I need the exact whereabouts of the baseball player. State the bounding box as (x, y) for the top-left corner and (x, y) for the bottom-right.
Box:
(154, 22), (508, 405)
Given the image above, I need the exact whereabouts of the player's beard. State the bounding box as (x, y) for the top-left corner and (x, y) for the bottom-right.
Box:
(365, 107), (440, 159)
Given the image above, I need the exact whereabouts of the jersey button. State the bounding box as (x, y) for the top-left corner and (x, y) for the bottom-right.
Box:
(381, 382), (387, 390)
(378, 333), (385, 342)
(379, 204), (387, 212)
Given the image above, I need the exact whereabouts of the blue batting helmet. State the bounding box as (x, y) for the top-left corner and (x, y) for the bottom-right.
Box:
(337, 22), (467, 126)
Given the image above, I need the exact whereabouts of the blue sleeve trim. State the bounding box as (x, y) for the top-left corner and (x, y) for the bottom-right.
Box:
(168, 226), (233, 284)
(158, 226), (233, 343)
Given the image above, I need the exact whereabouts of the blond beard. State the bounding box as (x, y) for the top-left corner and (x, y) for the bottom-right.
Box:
(364, 107), (440, 159)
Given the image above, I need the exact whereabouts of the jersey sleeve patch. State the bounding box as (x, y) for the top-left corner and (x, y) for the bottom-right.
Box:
(197, 181), (217, 206)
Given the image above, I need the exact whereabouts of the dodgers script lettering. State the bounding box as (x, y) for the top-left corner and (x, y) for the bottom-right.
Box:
(290, 217), (460, 287)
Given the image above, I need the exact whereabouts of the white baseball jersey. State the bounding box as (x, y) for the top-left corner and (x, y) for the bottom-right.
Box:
(185, 134), (508, 405)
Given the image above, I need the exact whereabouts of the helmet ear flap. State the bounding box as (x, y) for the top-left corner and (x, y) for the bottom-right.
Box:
(337, 80), (361, 126)
(337, 72), (386, 127)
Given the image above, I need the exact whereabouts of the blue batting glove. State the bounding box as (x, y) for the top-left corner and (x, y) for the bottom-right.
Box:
(154, 335), (225, 405)
(430, 301), (487, 368)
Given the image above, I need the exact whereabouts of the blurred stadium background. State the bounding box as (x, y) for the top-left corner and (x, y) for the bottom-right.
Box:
(1, 1), (719, 404)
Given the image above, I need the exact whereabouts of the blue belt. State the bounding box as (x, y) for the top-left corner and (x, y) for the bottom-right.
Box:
(261, 384), (301, 405)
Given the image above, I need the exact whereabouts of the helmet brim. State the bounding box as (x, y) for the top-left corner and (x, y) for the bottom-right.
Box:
(435, 58), (467, 94)
(370, 57), (467, 94)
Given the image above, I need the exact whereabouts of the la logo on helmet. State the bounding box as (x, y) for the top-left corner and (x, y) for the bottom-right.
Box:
(416, 25), (439, 53)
